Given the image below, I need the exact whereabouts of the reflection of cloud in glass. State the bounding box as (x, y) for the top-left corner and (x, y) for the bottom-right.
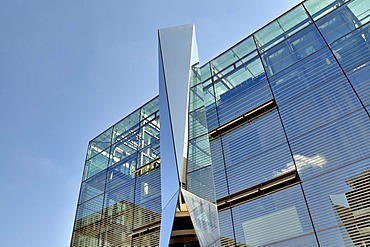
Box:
(330, 194), (350, 208)
(276, 154), (326, 175)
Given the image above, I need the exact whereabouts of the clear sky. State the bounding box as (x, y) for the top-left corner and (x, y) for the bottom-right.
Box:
(0, 1), (301, 246)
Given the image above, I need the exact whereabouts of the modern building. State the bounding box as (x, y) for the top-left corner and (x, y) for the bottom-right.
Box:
(71, 0), (370, 246)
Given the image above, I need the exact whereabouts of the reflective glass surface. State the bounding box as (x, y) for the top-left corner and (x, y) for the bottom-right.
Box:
(187, 66), (217, 203)
(73, 1), (370, 246)
(232, 185), (317, 246)
(182, 189), (221, 247)
(201, 1), (370, 246)
(86, 127), (113, 160)
(159, 190), (179, 247)
(72, 97), (161, 246)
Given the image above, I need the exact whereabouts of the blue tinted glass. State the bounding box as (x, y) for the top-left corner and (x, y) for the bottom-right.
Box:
(279, 75), (363, 140)
(140, 97), (159, 121)
(270, 48), (340, 105)
(217, 80), (272, 126)
(112, 111), (140, 145)
(211, 36), (255, 73)
(83, 147), (110, 181)
(87, 127), (113, 160)
(289, 111), (370, 180)
(301, 158), (370, 246)
(105, 155), (136, 193)
(255, 5), (310, 51)
(260, 24), (325, 77)
(218, 209), (236, 245)
(78, 171), (106, 204)
(347, 62), (370, 110)
(330, 22), (370, 72)
(231, 185), (316, 246)
(210, 138), (229, 199)
(187, 166), (216, 203)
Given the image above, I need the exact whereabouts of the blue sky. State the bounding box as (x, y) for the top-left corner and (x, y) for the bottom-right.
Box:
(0, 1), (301, 246)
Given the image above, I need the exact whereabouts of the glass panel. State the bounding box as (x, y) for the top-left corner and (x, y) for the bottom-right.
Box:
(140, 97), (159, 121)
(260, 24), (325, 77)
(78, 171), (106, 204)
(105, 155), (136, 194)
(74, 194), (104, 230)
(112, 110), (140, 145)
(138, 116), (160, 151)
(347, 61), (370, 110)
(87, 127), (113, 160)
(109, 129), (139, 168)
(210, 138), (229, 199)
(182, 189), (221, 247)
(99, 198), (134, 246)
(187, 166), (216, 203)
(289, 111), (370, 181)
(213, 51), (266, 104)
(226, 143), (294, 194)
(203, 78), (215, 106)
(270, 48), (340, 105)
(132, 230), (160, 246)
(304, 0), (351, 20)
(254, 5), (310, 51)
(83, 147), (110, 181)
(188, 135), (212, 173)
(232, 185), (317, 246)
(279, 75), (363, 140)
(315, 3), (360, 44)
(218, 209), (236, 246)
(210, 36), (255, 73)
(189, 108), (208, 140)
(306, 0), (369, 26)
(200, 63), (211, 81)
(331, 22), (370, 72)
(221, 111), (292, 194)
(72, 195), (104, 247)
(134, 168), (161, 229)
(189, 84), (205, 112)
(302, 158), (370, 246)
(217, 80), (272, 127)
(347, 0), (370, 24)
(221, 111), (286, 169)
(137, 141), (160, 168)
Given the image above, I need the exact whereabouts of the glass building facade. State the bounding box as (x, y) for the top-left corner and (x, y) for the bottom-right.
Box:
(71, 0), (370, 246)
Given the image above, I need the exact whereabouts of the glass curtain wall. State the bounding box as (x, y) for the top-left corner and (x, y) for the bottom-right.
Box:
(71, 97), (161, 247)
(202, 0), (370, 246)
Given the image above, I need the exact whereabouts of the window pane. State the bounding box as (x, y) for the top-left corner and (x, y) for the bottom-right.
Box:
(231, 185), (316, 246)
(302, 158), (370, 246)
(254, 5), (310, 51)
(112, 110), (140, 145)
(289, 111), (370, 180)
(210, 36), (256, 73)
(83, 147), (110, 181)
(87, 127), (113, 160)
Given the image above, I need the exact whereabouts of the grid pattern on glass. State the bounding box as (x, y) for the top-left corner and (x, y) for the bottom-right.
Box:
(82, 147), (110, 181)
(86, 127), (113, 160)
(232, 185), (316, 246)
(254, 5), (311, 52)
(201, 1), (370, 246)
(302, 158), (370, 246)
(210, 36), (256, 75)
(187, 65), (217, 202)
(72, 97), (161, 247)
(314, 0), (370, 44)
